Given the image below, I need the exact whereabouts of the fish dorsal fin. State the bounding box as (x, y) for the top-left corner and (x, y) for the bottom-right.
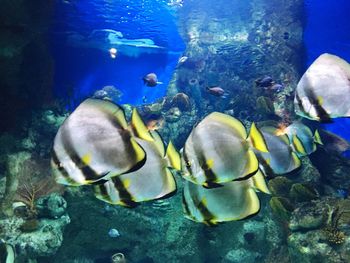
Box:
(251, 169), (270, 194)
(314, 129), (323, 145)
(131, 108), (154, 141)
(208, 112), (247, 138)
(292, 135), (307, 155)
(166, 141), (182, 171)
(86, 99), (128, 129)
(249, 123), (269, 152)
(150, 131), (166, 157)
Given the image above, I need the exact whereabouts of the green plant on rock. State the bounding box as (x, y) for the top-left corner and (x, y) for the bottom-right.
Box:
(268, 176), (293, 197)
(289, 183), (318, 202)
(269, 197), (294, 221)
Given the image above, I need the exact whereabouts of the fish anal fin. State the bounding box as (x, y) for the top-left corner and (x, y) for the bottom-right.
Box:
(166, 141), (182, 171)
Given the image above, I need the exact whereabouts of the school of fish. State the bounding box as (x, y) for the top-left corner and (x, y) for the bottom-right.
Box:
(51, 53), (350, 225)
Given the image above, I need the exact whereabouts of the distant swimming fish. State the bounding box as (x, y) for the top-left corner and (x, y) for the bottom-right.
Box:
(294, 53), (350, 122)
(255, 76), (274, 88)
(94, 132), (180, 207)
(143, 73), (163, 87)
(51, 99), (152, 186)
(181, 112), (268, 187)
(206, 86), (228, 97)
(182, 169), (270, 225)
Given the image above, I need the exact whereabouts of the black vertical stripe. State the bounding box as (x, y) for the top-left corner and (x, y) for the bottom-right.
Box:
(112, 177), (138, 208)
(197, 199), (216, 226)
(51, 149), (76, 184)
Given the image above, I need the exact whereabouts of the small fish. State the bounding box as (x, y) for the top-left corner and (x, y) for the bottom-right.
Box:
(255, 76), (274, 88)
(178, 56), (188, 64)
(108, 228), (121, 238)
(206, 86), (227, 97)
(270, 83), (284, 92)
(143, 73), (163, 87)
(294, 53), (350, 121)
(335, 188), (349, 199)
(109, 48), (117, 59)
(142, 96), (148, 103)
(183, 169), (270, 225)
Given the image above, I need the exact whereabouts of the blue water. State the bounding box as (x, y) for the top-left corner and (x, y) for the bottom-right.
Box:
(51, 0), (185, 107)
(304, 0), (350, 150)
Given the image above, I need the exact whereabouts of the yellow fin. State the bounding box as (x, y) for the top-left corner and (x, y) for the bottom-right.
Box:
(81, 153), (92, 165)
(243, 149), (259, 178)
(279, 134), (291, 145)
(208, 112), (247, 138)
(206, 159), (214, 169)
(150, 131), (165, 156)
(130, 137), (147, 163)
(291, 151), (301, 169)
(166, 141), (181, 171)
(292, 135), (307, 155)
(113, 106), (128, 129)
(251, 169), (270, 194)
(249, 123), (269, 152)
(131, 108), (154, 141)
(165, 167), (177, 192)
(317, 96), (324, 106)
(240, 188), (260, 219)
(314, 129), (323, 145)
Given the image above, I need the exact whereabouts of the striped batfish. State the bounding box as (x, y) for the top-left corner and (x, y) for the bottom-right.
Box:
(181, 112), (268, 187)
(279, 122), (322, 157)
(182, 170), (270, 225)
(94, 131), (181, 207)
(294, 53), (350, 122)
(51, 99), (152, 186)
(256, 126), (301, 175)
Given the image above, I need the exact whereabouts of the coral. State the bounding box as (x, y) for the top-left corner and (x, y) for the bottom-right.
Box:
(14, 156), (63, 219)
(112, 253), (126, 263)
(322, 226), (346, 245)
(170, 93), (191, 112)
(36, 193), (67, 219)
(269, 197), (294, 221)
(267, 176), (293, 197)
(289, 183), (318, 203)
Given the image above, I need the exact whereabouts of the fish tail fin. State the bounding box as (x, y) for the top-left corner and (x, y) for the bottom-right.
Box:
(166, 141), (182, 171)
(251, 169), (270, 194)
(131, 108), (154, 141)
(314, 129), (323, 145)
(248, 123), (269, 152)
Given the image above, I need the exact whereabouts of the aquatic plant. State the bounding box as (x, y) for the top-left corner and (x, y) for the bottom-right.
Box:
(269, 197), (294, 221)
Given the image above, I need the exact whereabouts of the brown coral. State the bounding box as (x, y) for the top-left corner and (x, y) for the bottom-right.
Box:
(170, 93), (191, 112)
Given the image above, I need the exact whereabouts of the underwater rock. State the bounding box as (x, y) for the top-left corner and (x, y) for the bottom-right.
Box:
(92, 85), (123, 102)
(170, 92), (191, 112)
(165, 107), (181, 123)
(268, 176), (293, 197)
(0, 214), (70, 260)
(223, 248), (261, 263)
(288, 229), (350, 263)
(289, 201), (327, 231)
(36, 193), (67, 219)
(289, 183), (318, 203)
